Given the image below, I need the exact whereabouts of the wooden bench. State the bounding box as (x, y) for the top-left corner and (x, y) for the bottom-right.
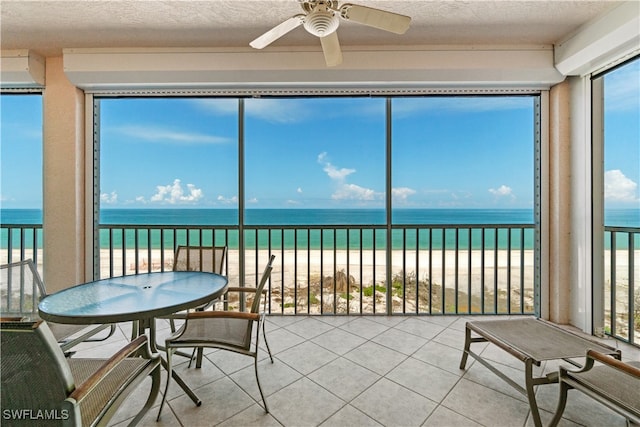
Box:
(549, 349), (640, 426)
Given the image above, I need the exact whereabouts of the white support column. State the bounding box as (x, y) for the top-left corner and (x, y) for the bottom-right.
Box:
(568, 75), (594, 332)
(547, 75), (598, 333)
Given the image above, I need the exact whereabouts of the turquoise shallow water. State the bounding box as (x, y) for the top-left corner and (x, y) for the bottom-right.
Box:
(2, 208), (638, 250)
(99, 208), (538, 250)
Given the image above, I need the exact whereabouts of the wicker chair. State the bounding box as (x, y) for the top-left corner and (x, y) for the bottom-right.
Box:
(1, 319), (161, 427)
(0, 259), (116, 353)
(549, 349), (640, 426)
(157, 254), (275, 420)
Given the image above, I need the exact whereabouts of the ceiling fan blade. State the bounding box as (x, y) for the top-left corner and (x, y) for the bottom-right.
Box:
(320, 31), (343, 67)
(249, 15), (304, 49)
(340, 4), (411, 34)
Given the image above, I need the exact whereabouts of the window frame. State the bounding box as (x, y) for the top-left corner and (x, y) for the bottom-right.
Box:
(89, 90), (544, 314)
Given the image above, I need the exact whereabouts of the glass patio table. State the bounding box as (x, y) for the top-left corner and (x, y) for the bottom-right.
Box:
(38, 271), (228, 406)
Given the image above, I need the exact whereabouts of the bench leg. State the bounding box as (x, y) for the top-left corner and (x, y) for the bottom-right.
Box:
(459, 324), (471, 369)
(548, 379), (569, 427)
(525, 359), (544, 427)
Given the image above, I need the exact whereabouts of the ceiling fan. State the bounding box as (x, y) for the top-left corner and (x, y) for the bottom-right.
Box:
(249, 0), (411, 67)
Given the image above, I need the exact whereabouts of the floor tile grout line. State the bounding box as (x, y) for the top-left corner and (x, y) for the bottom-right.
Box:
(85, 316), (638, 427)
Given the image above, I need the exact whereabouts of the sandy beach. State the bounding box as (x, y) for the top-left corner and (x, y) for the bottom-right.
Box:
(4, 247), (537, 313)
(4, 247), (636, 317)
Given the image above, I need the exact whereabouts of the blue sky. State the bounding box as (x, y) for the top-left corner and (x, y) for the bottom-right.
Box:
(1, 59), (638, 211)
(603, 59), (640, 207)
(96, 95), (535, 209)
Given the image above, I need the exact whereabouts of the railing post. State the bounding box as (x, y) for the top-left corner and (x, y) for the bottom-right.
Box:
(385, 97), (393, 315)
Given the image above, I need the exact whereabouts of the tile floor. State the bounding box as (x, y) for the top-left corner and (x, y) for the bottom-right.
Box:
(69, 315), (640, 427)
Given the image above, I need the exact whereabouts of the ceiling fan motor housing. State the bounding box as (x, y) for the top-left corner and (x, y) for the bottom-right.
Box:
(303, 2), (340, 37)
(252, 0), (410, 66)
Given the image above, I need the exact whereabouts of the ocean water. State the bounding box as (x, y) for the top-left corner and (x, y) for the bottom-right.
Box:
(2, 208), (638, 250)
(99, 208), (539, 250)
(98, 208), (536, 226)
(1, 208), (538, 225)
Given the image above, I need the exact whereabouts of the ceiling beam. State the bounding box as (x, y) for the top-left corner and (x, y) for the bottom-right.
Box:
(554, 1), (640, 76)
(63, 46), (563, 91)
(1, 49), (45, 88)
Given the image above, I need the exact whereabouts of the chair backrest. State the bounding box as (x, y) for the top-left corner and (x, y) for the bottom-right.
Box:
(1, 259), (48, 319)
(1, 320), (75, 424)
(250, 255), (276, 314)
(173, 246), (227, 275)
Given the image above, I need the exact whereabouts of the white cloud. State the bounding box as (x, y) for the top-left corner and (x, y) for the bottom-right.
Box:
(297, 187), (303, 193)
(217, 195), (239, 204)
(147, 179), (203, 204)
(318, 152), (355, 181)
(100, 191), (118, 204)
(392, 187), (416, 202)
(247, 197), (258, 204)
(332, 184), (381, 201)
(317, 151), (382, 202)
(488, 185), (514, 197)
(324, 164), (356, 181)
(605, 169), (639, 203)
(115, 125), (229, 145)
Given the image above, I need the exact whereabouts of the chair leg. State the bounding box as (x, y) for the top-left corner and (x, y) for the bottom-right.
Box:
(186, 348), (203, 369)
(84, 324), (117, 342)
(131, 320), (139, 341)
(157, 348), (173, 421)
(131, 362), (161, 425)
(261, 318), (273, 363)
(254, 355), (269, 413)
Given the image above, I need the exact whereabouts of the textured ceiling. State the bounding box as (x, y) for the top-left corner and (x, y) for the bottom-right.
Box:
(1, 0), (622, 57)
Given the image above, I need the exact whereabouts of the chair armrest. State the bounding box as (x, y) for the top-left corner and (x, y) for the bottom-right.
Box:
(68, 335), (158, 402)
(225, 286), (268, 295)
(186, 310), (260, 322)
(587, 350), (640, 377)
(216, 287), (268, 310)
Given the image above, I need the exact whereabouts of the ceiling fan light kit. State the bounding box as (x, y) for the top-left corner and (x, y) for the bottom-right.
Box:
(304, 5), (340, 37)
(249, 0), (411, 67)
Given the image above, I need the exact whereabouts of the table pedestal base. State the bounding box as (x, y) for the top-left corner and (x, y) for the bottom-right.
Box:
(135, 318), (202, 406)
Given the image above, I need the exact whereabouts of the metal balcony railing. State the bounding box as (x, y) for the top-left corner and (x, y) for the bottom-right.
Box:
(93, 223), (537, 316)
(2, 221), (637, 342)
(0, 224), (43, 271)
(604, 226), (639, 345)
